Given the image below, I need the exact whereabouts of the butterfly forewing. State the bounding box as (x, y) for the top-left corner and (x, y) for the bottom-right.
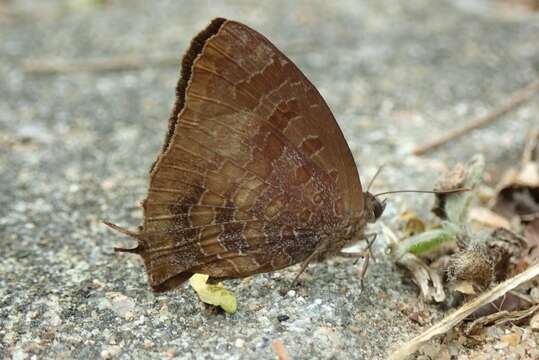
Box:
(129, 18), (364, 291)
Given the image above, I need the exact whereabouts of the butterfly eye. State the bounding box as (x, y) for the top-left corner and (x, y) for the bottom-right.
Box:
(373, 198), (386, 220)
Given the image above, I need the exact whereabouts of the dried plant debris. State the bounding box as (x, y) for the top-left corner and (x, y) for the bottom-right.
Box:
(389, 139), (539, 358)
(447, 240), (496, 291)
(389, 227), (454, 303)
(494, 129), (539, 219)
(466, 303), (539, 336)
(454, 222), (539, 335)
(391, 153), (534, 311)
(448, 229), (526, 291)
(400, 253), (446, 303)
(389, 156), (485, 302)
(432, 154), (485, 224)
(467, 291), (535, 321)
(500, 0), (539, 12)
(387, 262), (539, 360)
(468, 206), (511, 229)
(431, 164), (468, 220)
(524, 216), (539, 261)
(382, 222), (444, 302)
(399, 210), (427, 237)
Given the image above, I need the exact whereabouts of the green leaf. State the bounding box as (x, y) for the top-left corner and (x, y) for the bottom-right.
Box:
(392, 222), (460, 259)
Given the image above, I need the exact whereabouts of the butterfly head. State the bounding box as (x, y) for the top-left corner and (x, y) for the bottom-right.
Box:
(363, 192), (386, 223)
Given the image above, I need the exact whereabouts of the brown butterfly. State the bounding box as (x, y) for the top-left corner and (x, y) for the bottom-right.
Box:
(105, 18), (385, 292)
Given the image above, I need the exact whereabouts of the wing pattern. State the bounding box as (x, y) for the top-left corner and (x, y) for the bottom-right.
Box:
(115, 18), (365, 291)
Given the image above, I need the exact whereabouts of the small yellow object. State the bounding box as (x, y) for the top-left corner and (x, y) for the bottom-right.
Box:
(399, 210), (426, 236)
(189, 274), (237, 314)
(453, 281), (476, 295)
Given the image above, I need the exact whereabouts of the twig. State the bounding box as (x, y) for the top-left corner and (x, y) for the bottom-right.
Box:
(382, 222), (447, 302)
(412, 78), (539, 156)
(23, 54), (180, 75)
(521, 127), (539, 165)
(386, 261), (539, 360)
(272, 339), (290, 360)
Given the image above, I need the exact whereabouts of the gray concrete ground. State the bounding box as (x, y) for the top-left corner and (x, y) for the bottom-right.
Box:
(1, 0), (538, 359)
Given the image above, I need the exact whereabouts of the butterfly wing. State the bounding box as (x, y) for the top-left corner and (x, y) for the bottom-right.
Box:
(123, 18), (364, 291)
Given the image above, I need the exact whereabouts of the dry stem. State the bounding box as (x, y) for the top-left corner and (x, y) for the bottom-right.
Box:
(412, 78), (539, 156)
(387, 261), (539, 360)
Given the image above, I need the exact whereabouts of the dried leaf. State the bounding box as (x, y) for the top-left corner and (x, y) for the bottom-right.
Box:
(453, 281), (477, 295)
(399, 210), (426, 236)
(189, 274), (237, 314)
(494, 130), (539, 219)
(433, 155), (485, 224)
(490, 228), (527, 281)
(407, 310), (430, 325)
(524, 217), (539, 261)
(382, 222), (446, 302)
(387, 262), (539, 360)
(500, 332), (521, 347)
(396, 253), (446, 303)
(447, 247), (494, 290)
(529, 310), (539, 330)
(477, 185), (497, 203)
(469, 206), (511, 229)
(448, 228), (526, 289)
(500, 0), (539, 12)
(469, 292), (533, 320)
(495, 182), (539, 219)
(466, 303), (539, 335)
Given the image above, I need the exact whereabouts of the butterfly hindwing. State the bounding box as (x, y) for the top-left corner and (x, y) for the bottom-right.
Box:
(114, 18), (365, 291)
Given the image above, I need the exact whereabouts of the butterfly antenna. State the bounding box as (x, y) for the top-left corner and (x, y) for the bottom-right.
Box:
(373, 188), (471, 197)
(366, 164), (386, 192)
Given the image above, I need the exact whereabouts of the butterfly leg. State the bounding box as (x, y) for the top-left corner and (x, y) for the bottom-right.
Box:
(279, 241), (328, 295)
(357, 251), (370, 292)
(338, 233), (377, 261)
(338, 233), (378, 291)
(290, 250), (320, 286)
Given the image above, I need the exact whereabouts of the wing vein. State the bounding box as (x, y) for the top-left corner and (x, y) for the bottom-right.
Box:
(205, 41), (251, 75)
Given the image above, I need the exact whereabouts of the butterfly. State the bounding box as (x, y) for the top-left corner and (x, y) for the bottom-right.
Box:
(105, 18), (385, 292)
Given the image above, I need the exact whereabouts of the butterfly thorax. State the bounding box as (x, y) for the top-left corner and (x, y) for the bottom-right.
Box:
(311, 211), (366, 260)
(318, 192), (384, 259)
